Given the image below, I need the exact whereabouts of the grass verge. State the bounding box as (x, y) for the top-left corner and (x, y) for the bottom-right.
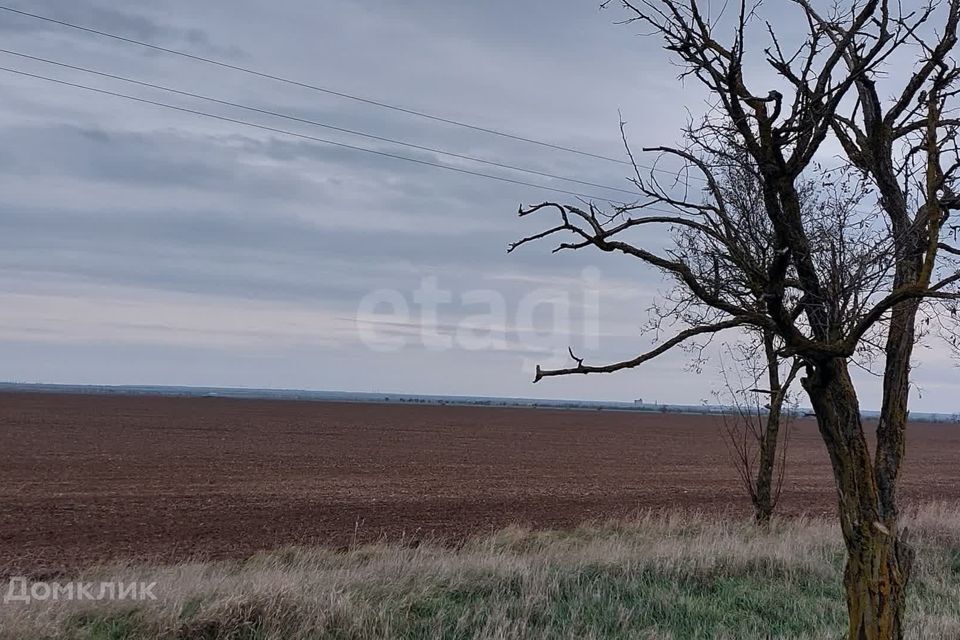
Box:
(3, 505), (960, 639)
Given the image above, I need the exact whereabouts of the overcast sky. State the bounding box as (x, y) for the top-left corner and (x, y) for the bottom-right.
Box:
(0, 0), (957, 412)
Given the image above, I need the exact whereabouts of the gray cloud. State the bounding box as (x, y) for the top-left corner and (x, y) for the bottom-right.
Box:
(0, 0), (243, 58)
(0, 0), (956, 411)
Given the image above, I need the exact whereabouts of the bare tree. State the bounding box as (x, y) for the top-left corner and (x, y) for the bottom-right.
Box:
(657, 127), (810, 526)
(717, 333), (801, 526)
(509, 2), (960, 638)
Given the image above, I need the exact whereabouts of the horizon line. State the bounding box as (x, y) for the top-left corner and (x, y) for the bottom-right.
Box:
(2, 381), (959, 421)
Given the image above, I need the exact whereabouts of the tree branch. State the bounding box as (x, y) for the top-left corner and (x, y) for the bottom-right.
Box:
(534, 317), (751, 382)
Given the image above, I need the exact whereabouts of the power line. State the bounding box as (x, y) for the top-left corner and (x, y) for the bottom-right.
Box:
(0, 7), (887, 225)
(0, 4), (632, 167)
(0, 48), (641, 197)
(0, 4), (713, 187)
(0, 65), (626, 203)
(4, 63), (879, 229)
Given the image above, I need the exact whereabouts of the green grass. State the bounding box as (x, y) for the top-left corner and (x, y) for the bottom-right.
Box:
(5, 506), (960, 640)
(69, 610), (144, 640)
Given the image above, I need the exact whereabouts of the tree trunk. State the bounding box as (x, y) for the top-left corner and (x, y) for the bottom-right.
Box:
(752, 417), (776, 526)
(844, 525), (913, 640)
(753, 331), (784, 526)
(802, 358), (913, 640)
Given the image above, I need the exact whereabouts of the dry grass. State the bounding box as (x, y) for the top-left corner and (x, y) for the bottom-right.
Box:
(3, 505), (960, 639)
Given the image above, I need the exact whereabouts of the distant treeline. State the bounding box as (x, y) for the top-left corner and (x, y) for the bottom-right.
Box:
(2, 382), (959, 423)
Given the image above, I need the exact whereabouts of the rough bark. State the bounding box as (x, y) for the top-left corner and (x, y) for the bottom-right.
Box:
(843, 528), (913, 640)
(837, 84), (934, 639)
(803, 358), (915, 640)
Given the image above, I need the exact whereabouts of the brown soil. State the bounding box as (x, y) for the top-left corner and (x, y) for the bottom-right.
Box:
(1, 392), (958, 576)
